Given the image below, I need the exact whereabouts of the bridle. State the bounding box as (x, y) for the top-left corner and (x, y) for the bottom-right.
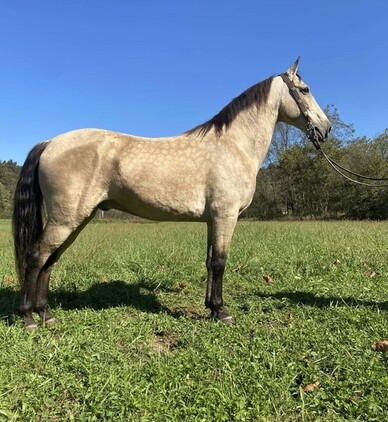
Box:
(280, 73), (322, 151)
(280, 72), (388, 187)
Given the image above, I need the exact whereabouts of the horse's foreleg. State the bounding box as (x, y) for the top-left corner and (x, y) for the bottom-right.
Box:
(205, 216), (237, 324)
(205, 222), (213, 308)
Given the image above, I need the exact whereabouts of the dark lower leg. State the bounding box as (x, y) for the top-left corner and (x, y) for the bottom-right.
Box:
(34, 250), (58, 323)
(207, 254), (234, 323)
(32, 216), (95, 326)
(19, 250), (41, 328)
(35, 266), (55, 323)
(205, 256), (213, 308)
(205, 223), (213, 308)
(204, 216), (237, 323)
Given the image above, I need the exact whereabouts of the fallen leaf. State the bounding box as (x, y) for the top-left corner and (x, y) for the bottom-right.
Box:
(150, 332), (179, 355)
(351, 390), (362, 401)
(98, 278), (109, 284)
(263, 274), (273, 283)
(302, 381), (320, 392)
(2, 275), (15, 285)
(372, 340), (388, 352)
(232, 262), (243, 273)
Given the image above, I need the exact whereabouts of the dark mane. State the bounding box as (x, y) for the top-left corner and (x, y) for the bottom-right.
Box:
(186, 76), (274, 138)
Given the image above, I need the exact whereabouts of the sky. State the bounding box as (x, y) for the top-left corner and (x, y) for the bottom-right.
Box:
(0, 0), (387, 164)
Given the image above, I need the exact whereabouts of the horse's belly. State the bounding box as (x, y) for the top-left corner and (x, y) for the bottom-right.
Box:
(113, 152), (210, 221)
(112, 184), (209, 222)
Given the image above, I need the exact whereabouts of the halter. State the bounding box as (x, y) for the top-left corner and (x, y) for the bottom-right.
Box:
(280, 73), (388, 187)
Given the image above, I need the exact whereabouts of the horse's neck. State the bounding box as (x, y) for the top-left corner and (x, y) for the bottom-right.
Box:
(227, 79), (282, 171)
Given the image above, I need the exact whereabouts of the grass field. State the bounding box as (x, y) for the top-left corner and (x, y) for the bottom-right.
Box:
(1, 219), (388, 421)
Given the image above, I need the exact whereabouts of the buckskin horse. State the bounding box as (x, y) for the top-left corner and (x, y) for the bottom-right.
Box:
(13, 58), (331, 329)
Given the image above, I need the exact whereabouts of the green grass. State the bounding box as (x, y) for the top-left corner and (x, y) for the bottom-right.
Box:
(1, 219), (388, 421)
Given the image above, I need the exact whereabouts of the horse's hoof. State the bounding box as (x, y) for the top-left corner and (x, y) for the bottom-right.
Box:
(211, 309), (235, 324)
(42, 317), (56, 326)
(23, 316), (38, 331)
(220, 315), (235, 324)
(26, 323), (38, 331)
(39, 310), (56, 326)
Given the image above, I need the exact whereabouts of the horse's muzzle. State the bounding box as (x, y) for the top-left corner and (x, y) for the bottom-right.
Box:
(315, 125), (332, 142)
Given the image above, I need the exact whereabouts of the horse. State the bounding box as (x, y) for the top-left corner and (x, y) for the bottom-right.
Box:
(13, 58), (331, 330)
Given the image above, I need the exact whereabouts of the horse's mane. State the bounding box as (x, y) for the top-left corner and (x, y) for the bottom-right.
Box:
(186, 76), (274, 138)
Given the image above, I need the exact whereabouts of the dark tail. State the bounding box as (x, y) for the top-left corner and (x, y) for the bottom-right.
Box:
(12, 142), (49, 284)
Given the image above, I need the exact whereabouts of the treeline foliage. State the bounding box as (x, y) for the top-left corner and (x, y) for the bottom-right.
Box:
(245, 107), (388, 219)
(1, 108), (387, 220)
(0, 160), (20, 219)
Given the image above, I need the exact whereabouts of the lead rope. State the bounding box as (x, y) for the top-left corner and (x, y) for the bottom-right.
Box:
(308, 126), (388, 188)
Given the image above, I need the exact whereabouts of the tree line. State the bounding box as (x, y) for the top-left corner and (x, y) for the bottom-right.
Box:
(244, 106), (388, 220)
(0, 160), (19, 219)
(1, 108), (387, 220)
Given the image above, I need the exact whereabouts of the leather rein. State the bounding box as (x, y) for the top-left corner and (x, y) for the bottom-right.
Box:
(280, 73), (388, 188)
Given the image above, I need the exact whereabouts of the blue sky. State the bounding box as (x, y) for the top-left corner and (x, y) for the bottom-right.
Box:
(1, 0), (387, 164)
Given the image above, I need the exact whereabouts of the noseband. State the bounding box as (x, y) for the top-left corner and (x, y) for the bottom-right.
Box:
(280, 73), (388, 187)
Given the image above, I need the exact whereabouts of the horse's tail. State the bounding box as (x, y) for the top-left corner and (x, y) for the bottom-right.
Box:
(12, 142), (49, 284)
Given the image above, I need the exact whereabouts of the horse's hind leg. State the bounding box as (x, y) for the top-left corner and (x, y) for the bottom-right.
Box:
(19, 223), (75, 329)
(19, 243), (45, 329)
(33, 215), (96, 326)
(34, 254), (57, 325)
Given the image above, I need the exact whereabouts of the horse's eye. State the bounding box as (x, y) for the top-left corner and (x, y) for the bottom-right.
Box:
(300, 87), (310, 95)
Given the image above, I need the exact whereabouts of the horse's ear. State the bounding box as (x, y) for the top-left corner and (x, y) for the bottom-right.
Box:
(286, 57), (300, 78)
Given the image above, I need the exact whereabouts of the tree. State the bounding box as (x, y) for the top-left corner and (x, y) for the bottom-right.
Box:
(334, 130), (388, 219)
(0, 181), (12, 218)
(0, 160), (20, 218)
(247, 105), (385, 219)
(265, 122), (301, 165)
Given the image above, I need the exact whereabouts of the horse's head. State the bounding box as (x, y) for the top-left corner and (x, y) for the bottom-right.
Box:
(278, 58), (332, 145)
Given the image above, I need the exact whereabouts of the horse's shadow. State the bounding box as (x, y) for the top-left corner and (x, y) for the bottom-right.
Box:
(255, 290), (388, 311)
(2, 283), (388, 326)
(0, 280), (174, 325)
(51, 279), (165, 312)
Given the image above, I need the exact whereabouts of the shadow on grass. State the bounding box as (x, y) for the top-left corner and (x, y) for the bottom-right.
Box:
(0, 280), (181, 325)
(256, 291), (388, 311)
(51, 280), (166, 313)
(0, 287), (19, 325)
(2, 283), (388, 327)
